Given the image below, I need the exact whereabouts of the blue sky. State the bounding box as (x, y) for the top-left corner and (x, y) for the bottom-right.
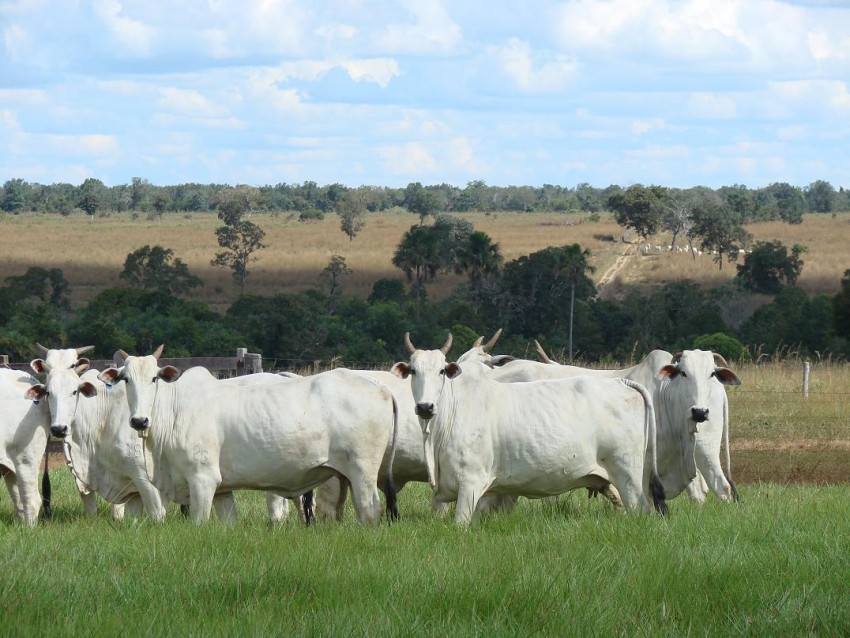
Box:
(2, 0), (849, 190)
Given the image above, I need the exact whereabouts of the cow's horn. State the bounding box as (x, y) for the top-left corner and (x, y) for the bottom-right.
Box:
(482, 329), (502, 353)
(75, 345), (95, 356)
(74, 361), (89, 374)
(116, 350), (130, 363)
(534, 340), (553, 364)
(472, 336), (484, 348)
(34, 342), (49, 355)
(152, 344), (165, 360)
(439, 333), (453, 355)
(404, 332), (416, 354)
(671, 352), (683, 363)
(713, 353), (729, 367)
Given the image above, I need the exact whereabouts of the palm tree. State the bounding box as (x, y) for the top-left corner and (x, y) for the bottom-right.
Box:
(455, 231), (503, 311)
(391, 225), (441, 311)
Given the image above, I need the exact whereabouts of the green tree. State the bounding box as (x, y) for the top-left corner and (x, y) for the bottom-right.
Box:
(404, 182), (441, 224)
(391, 225), (442, 308)
(833, 269), (850, 340)
(131, 177), (149, 211)
(152, 193), (170, 219)
(3, 267), (71, 311)
(78, 178), (105, 218)
(690, 195), (751, 269)
(805, 180), (836, 213)
(319, 254), (352, 311)
(735, 241), (806, 294)
(454, 230), (503, 311)
(606, 184), (667, 244)
(335, 191), (367, 241)
(1, 178), (29, 213)
(211, 189), (267, 295)
(120, 245), (203, 296)
(765, 182), (805, 224)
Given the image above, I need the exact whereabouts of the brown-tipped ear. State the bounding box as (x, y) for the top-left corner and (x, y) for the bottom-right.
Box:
(404, 332), (416, 354)
(30, 359), (48, 375)
(25, 385), (47, 402)
(158, 365), (181, 383)
(75, 345), (95, 356)
(444, 362), (461, 379)
(74, 358), (90, 374)
(658, 364), (678, 379)
(34, 342), (49, 355)
(77, 381), (98, 398)
(714, 368), (741, 386)
(391, 362), (411, 379)
(482, 329), (502, 353)
(439, 333), (453, 355)
(151, 344), (165, 360)
(98, 368), (121, 385)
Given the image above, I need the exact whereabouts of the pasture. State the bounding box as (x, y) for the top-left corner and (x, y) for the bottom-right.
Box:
(1, 210), (848, 312)
(2, 474), (849, 635)
(0, 359), (848, 634)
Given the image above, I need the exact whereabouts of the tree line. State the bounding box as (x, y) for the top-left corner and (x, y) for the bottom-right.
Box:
(1, 177), (848, 219)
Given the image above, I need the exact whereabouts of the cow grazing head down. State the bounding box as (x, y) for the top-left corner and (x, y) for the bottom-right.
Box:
(25, 366), (97, 438)
(658, 350), (741, 424)
(391, 332), (459, 421)
(98, 345), (182, 434)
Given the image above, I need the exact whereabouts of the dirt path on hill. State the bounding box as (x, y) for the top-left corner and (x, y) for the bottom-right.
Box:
(596, 243), (635, 295)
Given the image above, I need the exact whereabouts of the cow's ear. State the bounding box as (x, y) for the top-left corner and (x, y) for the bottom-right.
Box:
(98, 368), (121, 385)
(391, 362), (411, 379)
(658, 364), (678, 379)
(445, 362), (462, 379)
(714, 368), (741, 386)
(25, 384), (47, 403)
(30, 359), (47, 374)
(159, 365), (182, 383)
(490, 355), (516, 367)
(77, 381), (98, 398)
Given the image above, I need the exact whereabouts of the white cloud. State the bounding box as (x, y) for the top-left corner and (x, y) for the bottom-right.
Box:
(687, 92), (738, 119)
(488, 38), (577, 93)
(315, 23), (358, 41)
(157, 87), (229, 119)
(0, 88), (48, 106)
(375, 0), (463, 54)
(631, 118), (665, 135)
(378, 142), (437, 175)
(93, 0), (155, 56)
(339, 59), (399, 88)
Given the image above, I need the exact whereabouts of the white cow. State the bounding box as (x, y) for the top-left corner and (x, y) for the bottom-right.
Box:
(391, 334), (667, 526)
(0, 368), (51, 525)
(495, 345), (740, 502)
(98, 347), (398, 525)
(28, 364), (312, 524)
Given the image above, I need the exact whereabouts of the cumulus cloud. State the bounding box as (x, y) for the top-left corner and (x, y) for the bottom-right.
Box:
(93, 0), (155, 56)
(488, 38), (577, 93)
(378, 142), (437, 175)
(374, 0), (463, 54)
(688, 93), (738, 119)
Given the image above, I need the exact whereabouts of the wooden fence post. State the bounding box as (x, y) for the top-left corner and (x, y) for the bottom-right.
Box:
(0, 354), (8, 367)
(245, 353), (263, 374)
(802, 361), (810, 398)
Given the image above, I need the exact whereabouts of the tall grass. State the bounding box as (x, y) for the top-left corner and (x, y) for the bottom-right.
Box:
(2, 470), (849, 635)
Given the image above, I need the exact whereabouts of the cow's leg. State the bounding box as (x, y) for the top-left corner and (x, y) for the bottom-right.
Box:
(123, 495), (145, 518)
(315, 477), (346, 520)
(79, 491), (100, 517)
(14, 462), (41, 526)
(430, 496), (451, 518)
(454, 481), (489, 527)
(135, 482), (167, 522)
(685, 471), (710, 504)
(693, 442), (733, 502)
(187, 477), (217, 524)
(602, 484), (624, 509)
(213, 492), (237, 524)
(3, 471), (24, 518)
(266, 492), (289, 523)
(347, 477), (382, 525)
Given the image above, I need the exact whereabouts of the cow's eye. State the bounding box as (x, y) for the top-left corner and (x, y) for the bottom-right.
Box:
(408, 369), (416, 376)
(72, 390), (77, 396)
(439, 369), (445, 376)
(677, 370), (687, 378)
(152, 376), (158, 382)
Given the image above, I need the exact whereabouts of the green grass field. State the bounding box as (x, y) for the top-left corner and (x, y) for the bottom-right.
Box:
(2, 469), (849, 636)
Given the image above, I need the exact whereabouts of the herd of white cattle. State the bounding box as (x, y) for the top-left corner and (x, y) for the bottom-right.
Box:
(0, 331), (741, 527)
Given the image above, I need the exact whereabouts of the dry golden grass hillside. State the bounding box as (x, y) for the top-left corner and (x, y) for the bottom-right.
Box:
(1, 210), (848, 313)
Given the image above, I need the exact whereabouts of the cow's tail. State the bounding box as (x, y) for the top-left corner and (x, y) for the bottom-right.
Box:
(41, 448), (53, 521)
(302, 490), (315, 526)
(722, 393), (740, 503)
(384, 393), (399, 522)
(623, 379), (667, 516)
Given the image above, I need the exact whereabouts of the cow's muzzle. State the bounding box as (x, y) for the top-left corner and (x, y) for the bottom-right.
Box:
(51, 425), (69, 438)
(130, 416), (150, 432)
(415, 402), (435, 420)
(690, 407), (709, 423)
